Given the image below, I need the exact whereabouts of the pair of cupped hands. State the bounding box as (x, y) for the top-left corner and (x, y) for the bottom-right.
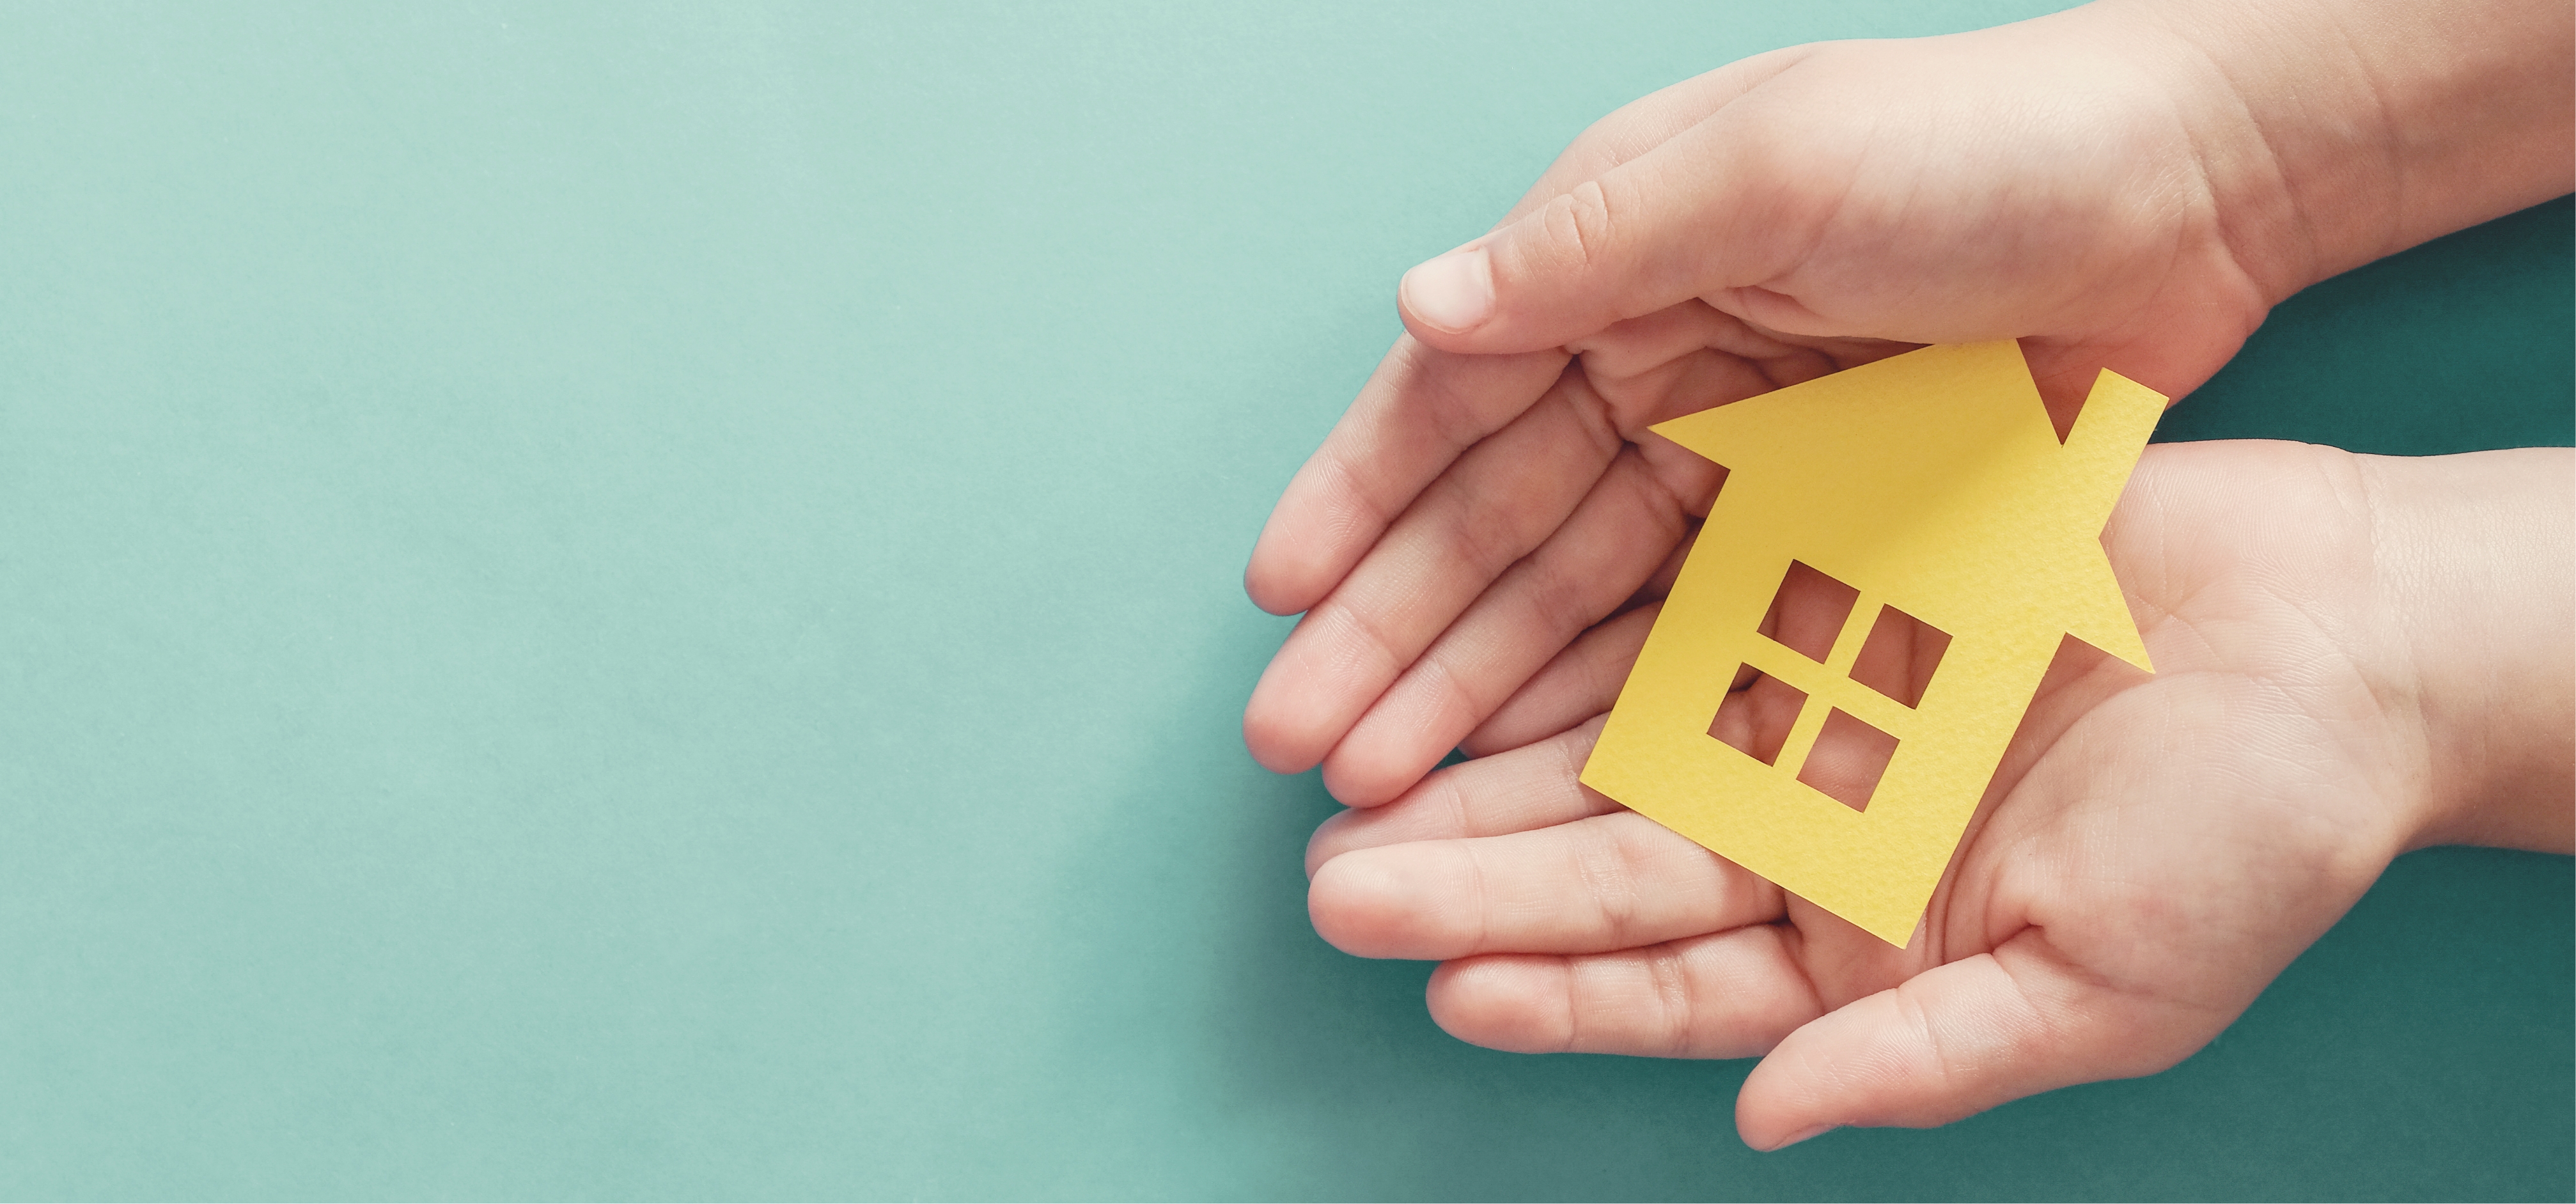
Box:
(1239, 2), (2575, 1151)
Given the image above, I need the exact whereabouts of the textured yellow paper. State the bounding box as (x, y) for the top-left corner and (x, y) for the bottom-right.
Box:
(1579, 341), (2164, 946)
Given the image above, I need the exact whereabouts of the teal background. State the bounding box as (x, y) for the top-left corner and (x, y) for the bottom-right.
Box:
(0, 3), (2567, 1198)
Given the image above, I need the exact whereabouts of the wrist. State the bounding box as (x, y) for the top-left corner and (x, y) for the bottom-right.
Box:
(2359, 451), (2576, 854)
(2089, 0), (2574, 302)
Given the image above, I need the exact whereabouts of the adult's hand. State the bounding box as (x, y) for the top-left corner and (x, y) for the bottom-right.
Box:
(1243, 0), (2572, 807)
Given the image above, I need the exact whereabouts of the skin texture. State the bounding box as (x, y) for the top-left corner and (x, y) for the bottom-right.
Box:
(1302, 444), (2575, 1148)
(1242, 0), (2574, 1148)
(1242, 0), (2572, 806)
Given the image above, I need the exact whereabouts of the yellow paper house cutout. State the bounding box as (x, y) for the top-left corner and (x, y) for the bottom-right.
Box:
(1579, 341), (2165, 946)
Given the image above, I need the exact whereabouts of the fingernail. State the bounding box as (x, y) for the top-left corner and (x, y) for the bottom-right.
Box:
(1400, 247), (1494, 333)
(1765, 1124), (1834, 1151)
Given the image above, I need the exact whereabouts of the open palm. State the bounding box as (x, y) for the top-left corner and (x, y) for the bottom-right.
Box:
(1300, 441), (2471, 1148)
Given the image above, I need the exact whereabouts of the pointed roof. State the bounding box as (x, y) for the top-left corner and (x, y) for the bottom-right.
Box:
(1649, 340), (2160, 669)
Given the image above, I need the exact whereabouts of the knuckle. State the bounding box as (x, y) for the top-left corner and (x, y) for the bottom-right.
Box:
(1438, 489), (1524, 577)
(1572, 823), (1643, 941)
(1558, 958), (1592, 1053)
(1435, 769), (1476, 838)
(1413, 359), (1498, 453)
(1553, 369), (1625, 460)
(1311, 596), (1406, 684)
(1458, 840), (1496, 956)
(1518, 556), (1598, 647)
(1415, 652), (1483, 731)
(1315, 452), (1396, 543)
(1642, 944), (1697, 1056)
(1539, 179), (1617, 272)
(1892, 987), (1964, 1095)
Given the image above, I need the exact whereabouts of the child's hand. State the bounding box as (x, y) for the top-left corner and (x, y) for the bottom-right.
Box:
(1300, 442), (2573, 1148)
(1243, 0), (2572, 807)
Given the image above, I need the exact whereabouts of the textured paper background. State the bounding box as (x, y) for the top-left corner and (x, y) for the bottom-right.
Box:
(0, 3), (2567, 1198)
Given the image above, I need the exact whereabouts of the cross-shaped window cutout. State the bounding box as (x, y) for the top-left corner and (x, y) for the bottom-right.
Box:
(1706, 561), (1952, 811)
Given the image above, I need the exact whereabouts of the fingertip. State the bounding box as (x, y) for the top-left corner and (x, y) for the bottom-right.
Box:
(1735, 1059), (1834, 1152)
(1306, 850), (1418, 957)
(1427, 955), (1570, 1053)
(1242, 726), (1318, 776)
(1240, 561), (1296, 617)
(1252, 508), (1350, 616)
(1302, 810), (1354, 879)
(1318, 745), (1418, 809)
(1733, 1003), (1862, 1149)
(1751, 1123), (1835, 1153)
(1242, 684), (1325, 776)
(1318, 698), (1458, 808)
(1242, 522), (1327, 617)
(1398, 247), (1495, 338)
(1303, 776), (1443, 875)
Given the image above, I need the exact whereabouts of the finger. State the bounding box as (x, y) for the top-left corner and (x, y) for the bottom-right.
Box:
(1425, 925), (1823, 1059)
(1632, 525), (1695, 603)
(1308, 811), (1784, 959)
(1397, 102), (1838, 354)
(1733, 934), (2196, 1150)
(1561, 296), (1839, 396)
(1306, 718), (1615, 876)
(1302, 306), (1838, 797)
(1461, 602), (1658, 758)
(1244, 297), (1822, 623)
(1322, 447), (1695, 804)
(1244, 341), (1567, 616)
(1244, 368), (1622, 778)
(1245, 52), (1826, 621)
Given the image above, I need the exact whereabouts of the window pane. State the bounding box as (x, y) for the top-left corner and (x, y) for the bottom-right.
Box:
(1761, 560), (1859, 662)
(1797, 708), (1900, 811)
(1708, 666), (1806, 767)
(1849, 603), (1951, 708)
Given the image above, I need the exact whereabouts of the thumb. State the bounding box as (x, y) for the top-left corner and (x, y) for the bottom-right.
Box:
(1396, 113), (1811, 354)
(1733, 937), (2214, 1150)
